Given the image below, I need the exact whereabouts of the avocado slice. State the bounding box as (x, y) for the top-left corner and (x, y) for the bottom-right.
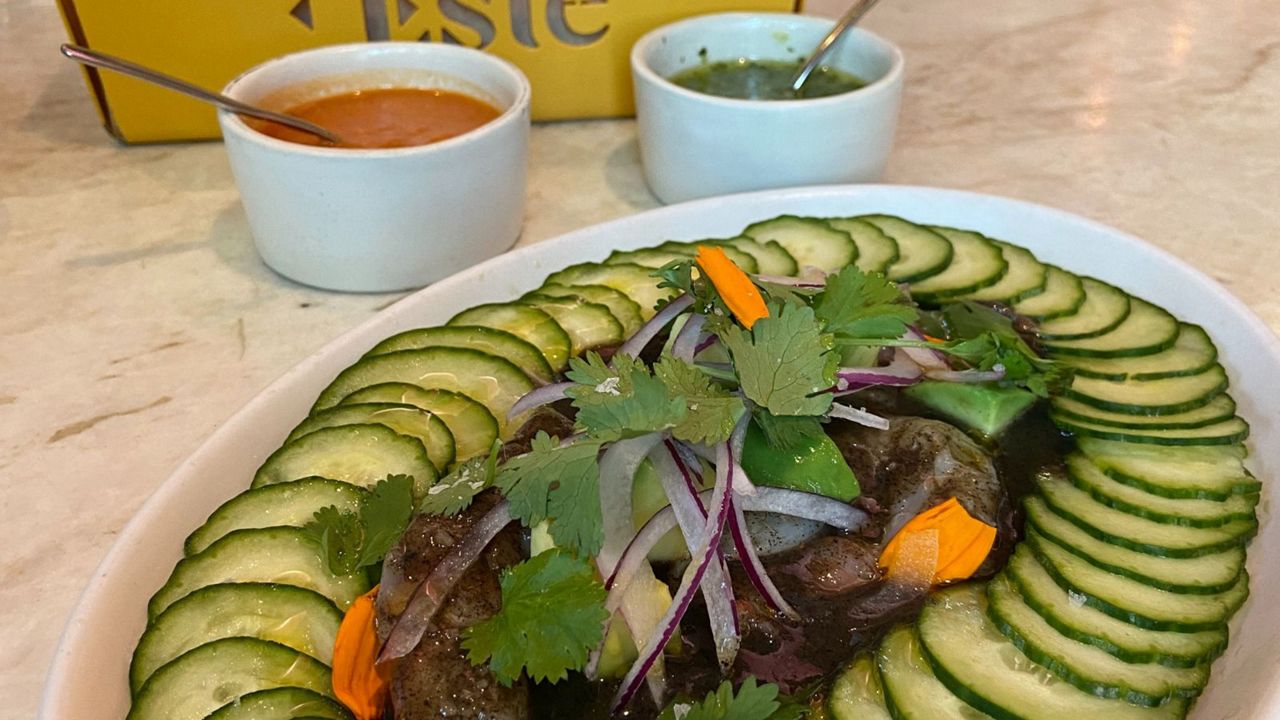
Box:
(905, 380), (1037, 438)
(740, 420), (860, 502)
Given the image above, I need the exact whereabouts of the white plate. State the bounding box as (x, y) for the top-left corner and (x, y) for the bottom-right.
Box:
(40, 185), (1280, 719)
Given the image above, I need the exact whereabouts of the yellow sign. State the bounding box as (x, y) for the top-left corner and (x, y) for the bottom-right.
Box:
(58, 0), (799, 143)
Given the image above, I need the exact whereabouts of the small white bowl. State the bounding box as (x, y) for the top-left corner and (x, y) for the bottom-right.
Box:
(631, 13), (904, 204)
(219, 42), (531, 292)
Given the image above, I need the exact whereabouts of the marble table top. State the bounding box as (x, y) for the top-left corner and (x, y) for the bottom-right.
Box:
(3, 0), (1278, 717)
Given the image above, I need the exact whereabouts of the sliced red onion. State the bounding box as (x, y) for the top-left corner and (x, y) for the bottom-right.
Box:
(507, 381), (574, 421)
(835, 349), (923, 393)
(694, 333), (719, 355)
(604, 507), (680, 601)
(727, 493), (799, 621)
(924, 364), (1006, 383)
(377, 499), (514, 664)
(828, 403), (891, 430)
(900, 327), (950, 370)
(728, 416), (757, 496)
(744, 487), (872, 530)
(671, 313), (707, 362)
(617, 294), (694, 358)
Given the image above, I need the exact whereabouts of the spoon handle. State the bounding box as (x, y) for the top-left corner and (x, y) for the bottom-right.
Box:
(790, 0), (883, 93)
(59, 43), (342, 145)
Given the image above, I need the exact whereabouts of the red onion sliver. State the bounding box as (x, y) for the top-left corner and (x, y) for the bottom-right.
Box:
(745, 487), (871, 530)
(925, 365), (1006, 383)
(506, 381), (574, 421)
(727, 493), (799, 621)
(671, 313), (707, 362)
(900, 327), (950, 370)
(828, 403), (891, 430)
(617, 294), (694, 358)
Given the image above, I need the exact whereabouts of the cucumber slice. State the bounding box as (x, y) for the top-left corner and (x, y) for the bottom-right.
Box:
(742, 215), (858, 272)
(448, 302), (572, 372)
(858, 215), (954, 283)
(1037, 279), (1131, 341)
(1051, 394), (1237, 430)
(717, 236), (799, 276)
(1027, 530), (1248, 632)
(824, 217), (899, 273)
(1052, 412), (1249, 446)
(961, 240), (1048, 304)
(1012, 267), (1086, 321)
(1005, 550), (1227, 668)
(916, 585), (1188, 720)
(828, 653), (892, 720)
(910, 226), (1009, 301)
(205, 688), (353, 720)
(1025, 496), (1245, 594)
(522, 294), (624, 355)
(1035, 473), (1255, 558)
(131, 583), (341, 694)
(1065, 454), (1257, 528)
(148, 527), (371, 619)
(251, 424), (438, 500)
(605, 247), (692, 269)
(543, 262), (676, 319)
(287, 403), (455, 472)
(127, 637), (333, 720)
(1044, 298), (1180, 358)
(1062, 324), (1217, 381)
(337, 384), (498, 462)
(363, 325), (555, 385)
(311, 348), (534, 437)
(185, 478), (367, 556)
(532, 283), (645, 336)
(1064, 364), (1228, 415)
(877, 625), (987, 719)
(1077, 437), (1258, 500)
(653, 240), (761, 273)
(986, 574), (1208, 705)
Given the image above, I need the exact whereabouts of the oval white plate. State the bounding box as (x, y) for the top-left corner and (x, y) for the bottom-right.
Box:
(40, 185), (1280, 719)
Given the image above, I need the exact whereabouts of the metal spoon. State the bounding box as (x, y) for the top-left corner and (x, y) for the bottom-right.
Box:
(59, 43), (343, 145)
(789, 0), (882, 94)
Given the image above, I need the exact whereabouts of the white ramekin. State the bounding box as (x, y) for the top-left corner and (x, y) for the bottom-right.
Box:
(631, 13), (904, 205)
(219, 42), (531, 292)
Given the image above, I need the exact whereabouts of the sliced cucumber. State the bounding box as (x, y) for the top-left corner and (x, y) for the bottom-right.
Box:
(127, 637), (333, 720)
(1027, 530), (1248, 632)
(916, 585), (1187, 720)
(1045, 298), (1180, 358)
(185, 478), (367, 556)
(148, 527), (371, 619)
(1012, 266), (1086, 321)
(961, 240), (1048, 304)
(1025, 496), (1245, 594)
(858, 215), (954, 283)
(311, 348), (534, 437)
(828, 653), (892, 720)
(337, 383), (498, 462)
(1035, 473), (1255, 558)
(448, 302), (572, 372)
(605, 247), (692, 270)
(1052, 412), (1249, 446)
(287, 403), (455, 472)
(131, 583), (341, 694)
(251, 424), (438, 500)
(1065, 454), (1257, 528)
(824, 217), (899, 273)
(363, 325), (555, 384)
(909, 226), (1008, 301)
(533, 283), (645, 336)
(986, 574), (1207, 705)
(1051, 394), (1237, 430)
(1005, 550), (1227, 668)
(1037, 279), (1131, 341)
(742, 215), (858, 271)
(653, 239), (760, 272)
(1061, 324), (1217, 381)
(205, 687), (353, 720)
(522, 294), (624, 355)
(1063, 364), (1228, 415)
(717, 236), (799, 276)
(877, 625), (988, 719)
(1078, 437), (1258, 500)
(543, 261), (676, 319)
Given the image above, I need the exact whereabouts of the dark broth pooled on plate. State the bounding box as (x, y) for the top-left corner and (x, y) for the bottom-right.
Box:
(248, 87), (501, 149)
(669, 58), (865, 100)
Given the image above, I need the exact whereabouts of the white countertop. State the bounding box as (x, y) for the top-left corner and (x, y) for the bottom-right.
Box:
(3, 0), (1278, 717)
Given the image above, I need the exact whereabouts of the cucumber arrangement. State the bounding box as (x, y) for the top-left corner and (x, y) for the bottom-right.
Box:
(127, 212), (1260, 720)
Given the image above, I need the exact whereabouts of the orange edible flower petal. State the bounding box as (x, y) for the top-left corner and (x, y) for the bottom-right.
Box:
(695, 245), (769, 329)
(878, 497), (997, 585)
(332, 586), (391, 720)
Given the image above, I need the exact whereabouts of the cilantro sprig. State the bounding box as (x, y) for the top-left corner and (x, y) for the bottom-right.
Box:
(418, 440), (501, 517)
(940, 301), (1074, 397)
(494, 432), (606, 555)
(302, 474), (415, 576)
(814, 265), (918, 340)
(716, 301), (837, 417)
(656, 678), (809, 720)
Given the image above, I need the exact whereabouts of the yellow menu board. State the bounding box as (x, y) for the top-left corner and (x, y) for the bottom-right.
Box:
(58, 0), (799, 143)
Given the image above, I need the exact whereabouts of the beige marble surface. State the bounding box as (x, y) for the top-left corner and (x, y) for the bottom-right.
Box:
(3, 0), (1279, 717)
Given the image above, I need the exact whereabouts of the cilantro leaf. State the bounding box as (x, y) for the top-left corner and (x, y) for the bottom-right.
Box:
(494, 433), (605, 555)
(719, 302), (837, 416)
(566, 353), (686, 440)
(657, 678), (790, 720)
(814, 265), (917, 340)
(941, 302), (1074, 397)
(303, 474), (415, 575)
(753, 411), (826, 452)
(304, 505), (363, 575)
(462, 550), (608, 686)
(419, 440), (501, 516)
(653, 356), (745, 445)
